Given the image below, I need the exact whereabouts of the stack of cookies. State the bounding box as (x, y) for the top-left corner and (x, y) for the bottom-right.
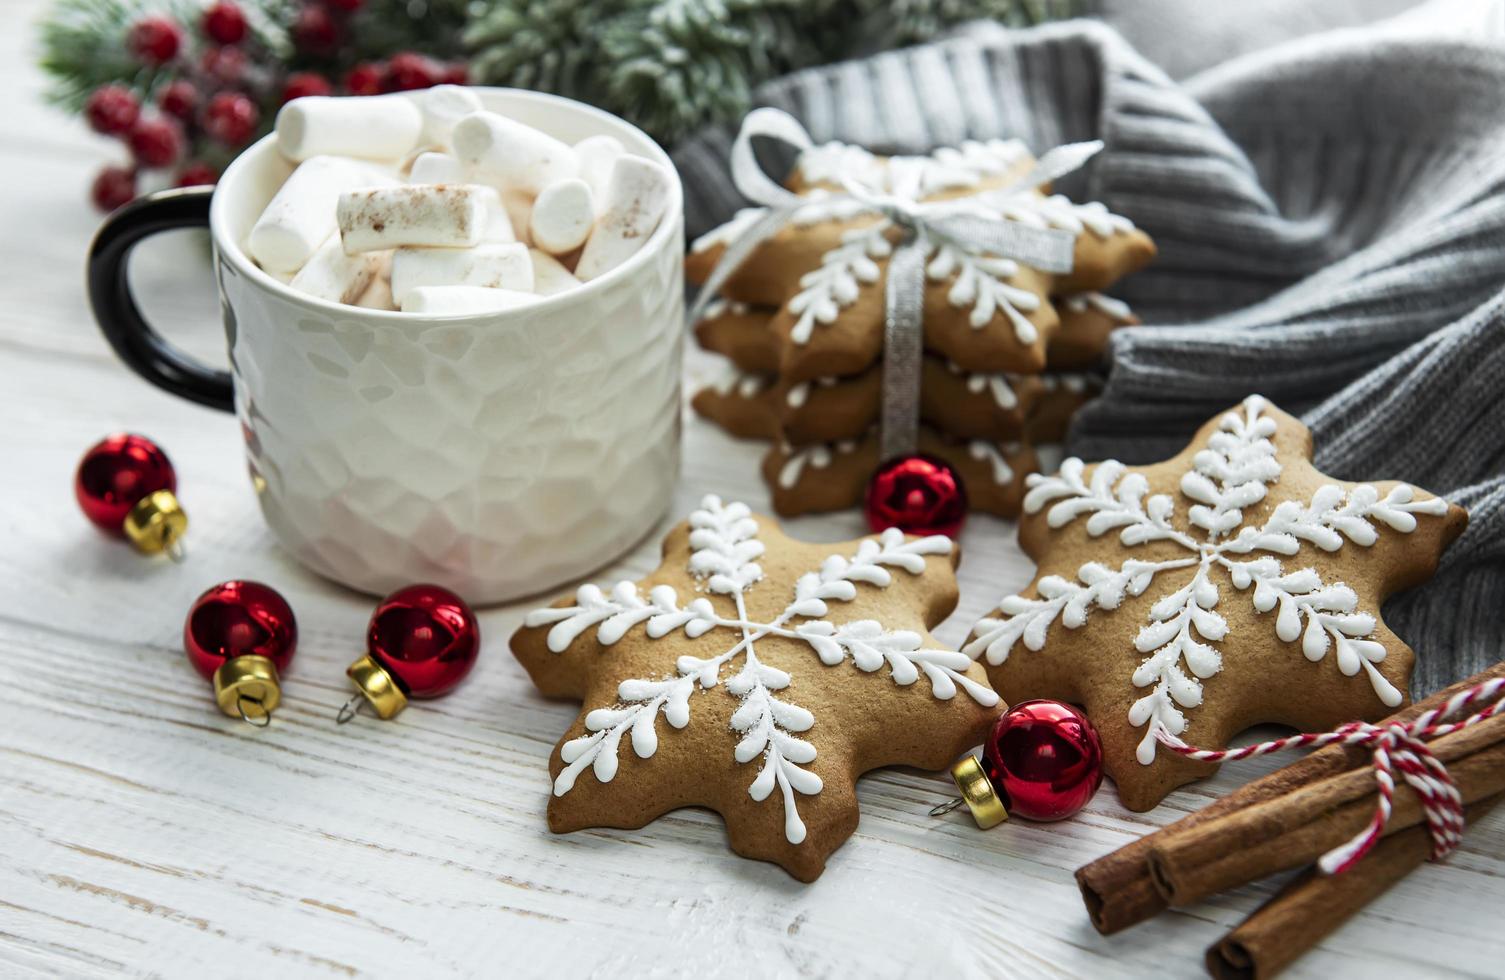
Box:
(685, 136), (1154, 519)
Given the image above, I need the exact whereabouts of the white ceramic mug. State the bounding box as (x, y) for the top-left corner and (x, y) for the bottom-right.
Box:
(88, 89), (684, 604)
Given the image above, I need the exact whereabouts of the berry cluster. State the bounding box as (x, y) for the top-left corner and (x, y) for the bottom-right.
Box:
(83, 0), (466, 211)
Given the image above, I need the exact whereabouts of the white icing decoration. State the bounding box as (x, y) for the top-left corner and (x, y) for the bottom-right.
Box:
(925, 244), (1041, 341)
(525, 496), (996, 844)
(785, 227), (892, 345)
(709, 367), (768, 400)
(963, 396), (1450, 764)
(784, 376), (837, 409)
(1040, 373), (1095, 394)
(777, 439), (858, 490)
(1063, 290), (1132, 321)
(987, 195), (1135, 240)
(968, 442), (1020, 485)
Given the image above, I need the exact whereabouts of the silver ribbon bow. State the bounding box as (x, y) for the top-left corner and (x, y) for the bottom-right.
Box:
(689, 108), (1099, 461)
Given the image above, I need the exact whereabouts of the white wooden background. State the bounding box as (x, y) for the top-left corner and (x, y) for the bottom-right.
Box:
(3, 2), (1502, 974)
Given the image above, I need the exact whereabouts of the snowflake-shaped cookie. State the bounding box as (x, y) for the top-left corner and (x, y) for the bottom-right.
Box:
(512, 496), (1000, 881)
(964, 397), (1467, 811)
(685, 140), (1155, 384)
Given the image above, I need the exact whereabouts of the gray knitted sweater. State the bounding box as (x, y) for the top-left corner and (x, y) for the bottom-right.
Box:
(672, 19), (1505, 697)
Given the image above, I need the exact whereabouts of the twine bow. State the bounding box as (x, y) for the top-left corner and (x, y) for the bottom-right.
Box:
(688, 108), (1093, 460)
(1157, 677), (1505, 875)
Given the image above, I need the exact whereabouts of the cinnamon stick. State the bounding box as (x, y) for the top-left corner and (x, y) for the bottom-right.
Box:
(1075, 661), (1505, 935)
(1205, 794), (1502, 980)
(1148, 713), (1505, 907)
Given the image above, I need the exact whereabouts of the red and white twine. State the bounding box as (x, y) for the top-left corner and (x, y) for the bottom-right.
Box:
(1156, 677), (1505, 875)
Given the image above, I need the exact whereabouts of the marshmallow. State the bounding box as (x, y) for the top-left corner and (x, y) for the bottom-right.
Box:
(354, 274), (396, 311)
(337, 184), (488, 253)
(529, 178), (595, 255)
(408, 151), (465, 185)
(419, 85), (483, 149)
(573, 135), (625, 214)
(400, 286), (541, 316)
(529, 249), (581, 296)
(480, 188), (516, 243)
(249, 156), (396, 274)
(288, 234), (385, 304)
(276, 95), (423, 162)
(500, 191), (533, 246)
(452, 111), (580, 195)
(575, 156), (672, 281)
(390, 242), (534, 305)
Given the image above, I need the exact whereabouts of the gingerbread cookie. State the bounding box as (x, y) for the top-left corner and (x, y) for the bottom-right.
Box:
(693, 300), (781, 374)
(1048, 292), (1139, 369)
(964, 396), (1467, 811)
(689, 367), (779, 440)
(764, 428), (1038, 520)
(686, 140), (1154, 384)
(512, 495), (1001, 880)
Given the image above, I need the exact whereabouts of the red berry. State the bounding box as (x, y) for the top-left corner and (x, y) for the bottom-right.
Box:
(85, 85), (141, 135)
(91, 165), (137, 211)
(157, 79), (198, 121)
(127, 116), (184, 168)
(281, 71), (332, 104)
(202, 2), (248, 45)
(342, 62), (384, 96)
(442, 63), (469, 86)
(176, 162), (218, 187)
(203, 92), (260, 147)
(293, 6), (338, 55)
(326, 0), (364, 10)
(199, 45), (249, 85)
(385, 52), (442, 91)
(127, 15), (183, 65)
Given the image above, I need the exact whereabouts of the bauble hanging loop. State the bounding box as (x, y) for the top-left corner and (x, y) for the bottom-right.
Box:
(183, 581), (297, 725)
(864, 453), (968, 538)
(75, 433), (188, 559)
(935, 699), (1104, 826)
(338, 584), (480, 723)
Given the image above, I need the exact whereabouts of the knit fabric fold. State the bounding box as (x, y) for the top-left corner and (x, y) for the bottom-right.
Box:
(671, 17), (1505, 695)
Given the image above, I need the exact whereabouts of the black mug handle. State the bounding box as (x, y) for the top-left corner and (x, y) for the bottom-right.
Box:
(87, 185), (234, 412)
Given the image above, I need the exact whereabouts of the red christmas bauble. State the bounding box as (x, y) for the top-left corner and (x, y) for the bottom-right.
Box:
(281, 71), (332, 104)
(366, 584), (480, 698)
(343, 62), (384, 96)
(982, 699), (1103, 821)
(91, 165), (137, 212)
(75, 434), (176, 533)
(127, 116), (184, 168)
(864, 453), (968, 538)
(326, 0), (365, 11)
(183, 581), (298, 681)
(202, 92), (259, 147)
(176, 162), (218, 187)
(157, 79), (198, 121)
(384, 52), (442, 91)
(127, 15), (183, 65)
(200, 45), (249, 85)
(85, 84), (140, 135)
(293, 6), (338, 56)
(201, 1), (248, 45)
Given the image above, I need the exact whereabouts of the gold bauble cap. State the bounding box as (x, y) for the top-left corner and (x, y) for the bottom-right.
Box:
(212, 655), (282, 725)
(345, 654), (409, 720)
(124, 489), (187, 557)
(949, 754), (1009, 829)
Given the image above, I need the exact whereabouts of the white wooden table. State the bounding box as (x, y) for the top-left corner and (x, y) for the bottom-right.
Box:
(3, 4), (1501, 974)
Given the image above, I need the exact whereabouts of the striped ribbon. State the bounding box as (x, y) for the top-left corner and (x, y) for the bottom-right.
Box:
(1156, 677), (1505, 875)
